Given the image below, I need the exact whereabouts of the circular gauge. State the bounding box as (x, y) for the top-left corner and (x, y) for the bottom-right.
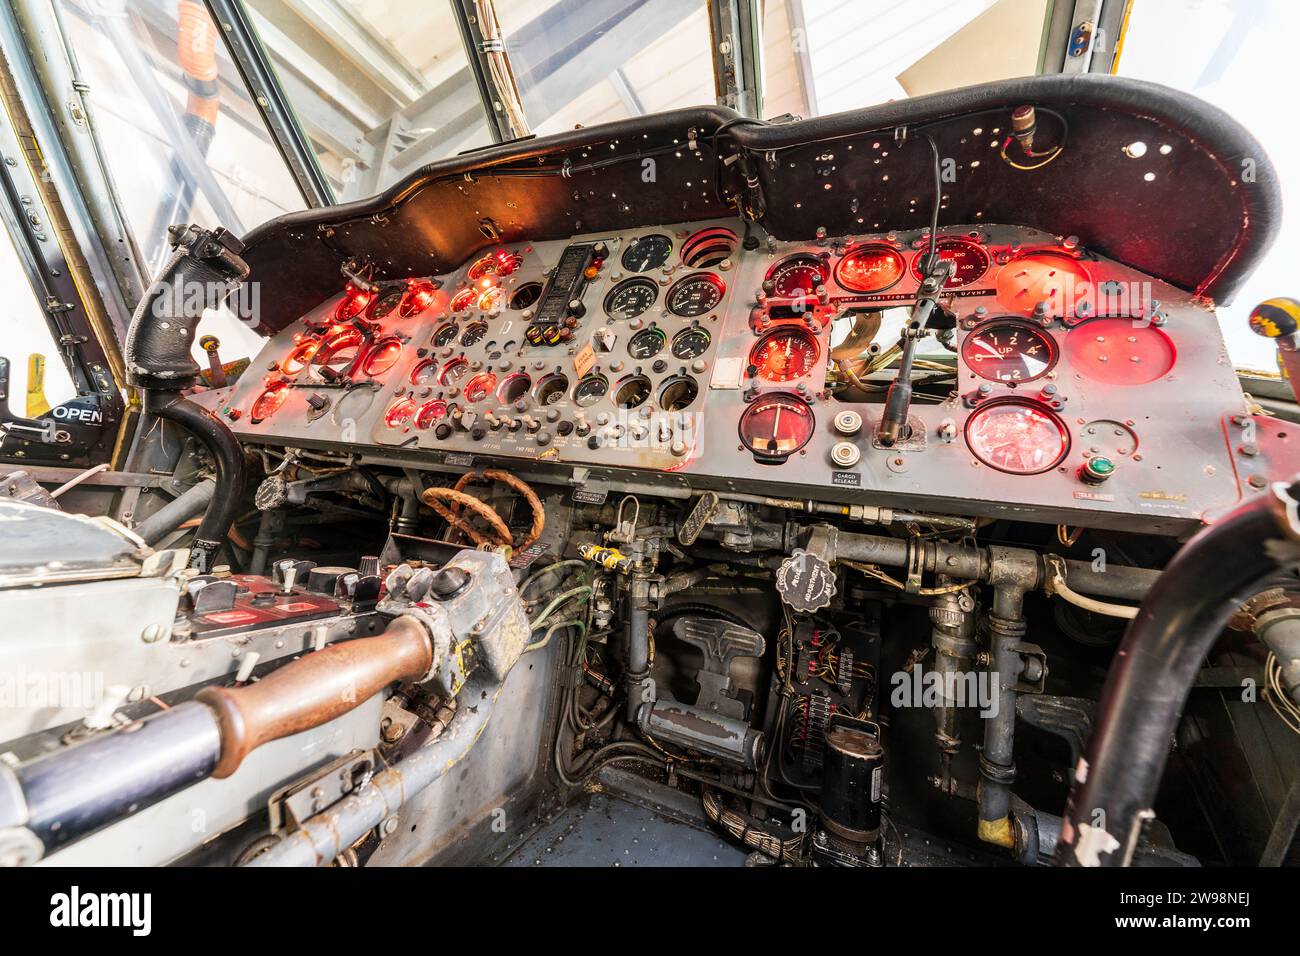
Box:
(996, 253), (1091, 315)
(460, 322), (488, 347)
(1064, 318), (1176, 386)
(835, 244), (906, 293)
(335, 286), (372, 321)
(535, 372), (569, 405)
(469, 251), (521, 281)
(739, 393), (814, 461)
(280, 339), (319, 376)
(497, 372), (531, 405)
(478, 286), (505, 313)
(510, 282), (542, 310)
(681, 227), (737, 268)
(767, 254), (829, 299)
(409, 358), (439, 386)
(361, 337), (403, 377)
(433, 324), (459, 347)
(450, 288), (478, 312)
(910, 237), (991, 288)
(961, 322), (1058, 383)
(614, 374), (652, 409)
(439, 357), (469, 387)
(250, 382), (290, 423)
(399, 280), (438, 318)
(965, 401), (1069, 475)
(416, 400), (447, 429)
(332, 384), (376, 424)
(385, 396), (418, 428)
(749, 327), (820, 382)
(574, 374), (609, 407)
(463, 372), (498, 403)
(658, 375), (698, 411)
(622, 234), (673, 272)
(671, 326), (711, 359)
(628, 327), (666, 359)
(604, 277), (658, 319)
(666, 273), (725, 317)
(368, 287), (404, 322)
(312, 328), (364, 377)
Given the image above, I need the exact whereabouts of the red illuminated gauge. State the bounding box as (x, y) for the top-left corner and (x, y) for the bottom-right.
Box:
(681, 227), (737, 268)
(749, 327), (820, 382)
(835, 244), (906, 293)
(361, 337), (403, 377)
(368, 287), (404, 322)
(463, 372), (498, 403)
(335, 285), (372, 320)
(438, 357), (469, 387)
(996, 252), (1091, 315)
(250, 382), (290, 423)
(766, 254), (829, 299)
(280, 339), (319, 375)
(399, 280), (438, 318)
(965, 401), (1069, 475)
(312, 328), (364, 377)
(1064, 318), (1176, 386)
(469, 251), (521, 281)
(478, 286), (505, 313)
(409, 358), (439, 386)
(450, 288), (478, 312)
(666, 273), (725, 317)
(739, 393), (814, 462)
(961, 322), (1058, 383)
(415, 400), (447, 429)
(910, 238), (991, 288)
(385, 397), (418, 428)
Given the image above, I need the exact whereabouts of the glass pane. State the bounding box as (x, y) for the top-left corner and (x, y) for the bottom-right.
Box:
(493, 0), (717, 136)
(0, 226), (77, 418)
(55, 0), (307, 272)
(244, 0), (496, 201)
(1117, 0), (1297, 371)
(760, 0), (1049, 119)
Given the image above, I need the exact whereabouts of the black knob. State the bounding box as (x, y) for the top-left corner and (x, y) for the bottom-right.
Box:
(434, 423), (453, 440)
(567, 298), (586, 319)
(593, 241), (609, 258)
(430, 566), (471, 601)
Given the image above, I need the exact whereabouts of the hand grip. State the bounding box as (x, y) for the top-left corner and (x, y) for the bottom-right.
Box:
(197, 616), (432, 778)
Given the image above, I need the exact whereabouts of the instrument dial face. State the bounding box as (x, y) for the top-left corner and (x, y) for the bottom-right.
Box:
(433, 324), (459, 347)
(911, 237), (991, 288)
(666, 273), (725, 317)
(995, 252), (1090, 315)
(965, 401), (1069, 475)
(739, 393), (814, 461)
(573, 374), (608, 406)
(468, 251), (521, 281)
(621, 234), (673, 273)
(749, 327), (820, 382)
(361, 337), (403, 377)
(961, 322), (1058, 383)
(478, 286), (505, 313)
(416, 400), (447, 429)
(409, 358), (439, 386)
(460, 322), (488, 346)
(604, 278), (659, 319)
(385, 397), (418, 428)
(509, 282), (542, 310)
(335, 287), (372, 321)
(767, 254), (829, 299)
(438, 357), (469, 387)
(628, 327), (666, 359)
(835, 244), (906, 293)
(312, 329), (364, 376)
(250, 382), (290, 423)
(281, 339), (319, 376)
(463, 372), (497, 403)
(535, 373), (569, 405)
(368, 287), (404, 322)
(450, 288), (478, 312)
(1064, 318), (1177, 386)
(671, 326), (711, 359)
(497, 372), (531, 405)
(399, 281), (438, 318)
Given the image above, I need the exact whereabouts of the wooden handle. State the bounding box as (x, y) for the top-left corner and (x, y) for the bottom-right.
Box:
(198, 616), (431, 778)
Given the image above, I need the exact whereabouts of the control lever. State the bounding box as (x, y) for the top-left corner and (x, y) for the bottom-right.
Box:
(1249, 297), (1300, 403)
(878, 256), (954, 445)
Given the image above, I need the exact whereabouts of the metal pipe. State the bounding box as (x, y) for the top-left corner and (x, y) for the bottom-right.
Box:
(245, 672), (502, 867)
(135, 478), (216, 544)
(1057, 484), (1299, 866)
(978, 584), (1026, 849)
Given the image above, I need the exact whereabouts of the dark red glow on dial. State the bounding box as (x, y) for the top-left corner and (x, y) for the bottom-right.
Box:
(965, 401), (1069, 475)
(1064, 318), (1176, 386)
(739, 393), (815, 460)
(361, 338), (403, 377)
(280, 339), (319, 375)
(749, 327), (820, 382)
(312, 329), (364, 376)
(400, 280), (438, 318)
(384, 397), (418, 428)
(766, 255), (829, 299)
(463, 372), (498, 403)
(250, 382), (290, 423)
(835, 244), (906, 293)
(450, 288), (478, 312)
(910, 238), (991, 288)
(335, 285), (372, 320)
(416, 400), (447, 429)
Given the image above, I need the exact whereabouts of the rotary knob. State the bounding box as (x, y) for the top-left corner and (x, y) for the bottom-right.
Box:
(775, 549), (836, 612)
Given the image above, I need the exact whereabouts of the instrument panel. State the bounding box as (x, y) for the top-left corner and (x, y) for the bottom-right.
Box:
(194, 219), (1273, 533)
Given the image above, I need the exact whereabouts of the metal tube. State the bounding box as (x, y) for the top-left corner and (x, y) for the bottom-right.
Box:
(978, 585), (1026, 849)
(135, 478), (216, 545)
(245, 673), (502, 867)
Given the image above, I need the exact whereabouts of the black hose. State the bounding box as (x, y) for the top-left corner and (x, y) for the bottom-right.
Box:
(1056, 483), (1300, 866)
(145, 390), (246, 572)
